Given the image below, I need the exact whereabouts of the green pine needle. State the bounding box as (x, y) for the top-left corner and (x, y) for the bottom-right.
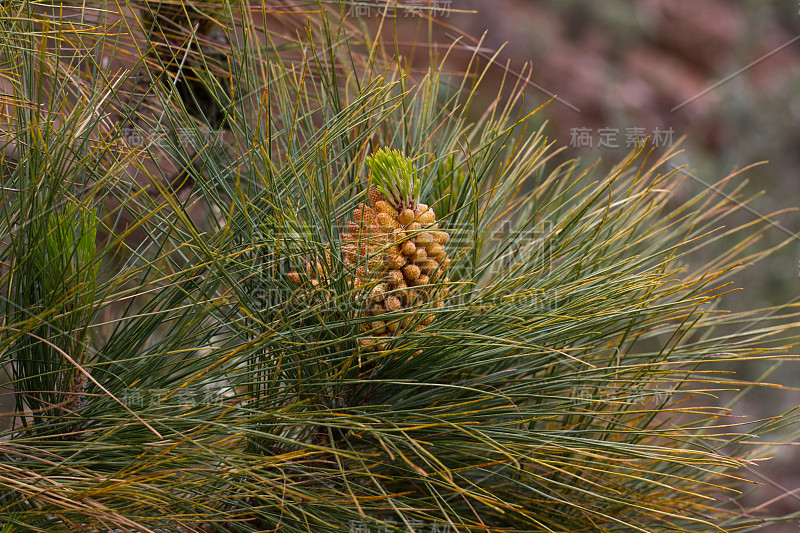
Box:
(366, 148), (421, 211)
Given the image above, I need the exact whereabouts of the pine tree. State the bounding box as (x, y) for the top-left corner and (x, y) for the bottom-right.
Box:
(0, 2), (797, 532)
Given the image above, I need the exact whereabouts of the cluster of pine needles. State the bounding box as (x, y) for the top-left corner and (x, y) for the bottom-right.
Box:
(0, 1), (798, 532)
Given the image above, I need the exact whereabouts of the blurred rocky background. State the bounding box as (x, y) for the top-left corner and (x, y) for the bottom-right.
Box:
(365, 0), (800, 528)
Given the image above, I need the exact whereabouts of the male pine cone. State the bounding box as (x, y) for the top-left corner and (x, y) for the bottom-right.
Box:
(288, 153), (451, 353)
(346, 187), (450, 351)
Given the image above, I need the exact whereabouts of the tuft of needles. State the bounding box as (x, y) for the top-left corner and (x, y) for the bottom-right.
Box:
(366, 148), (421, 212)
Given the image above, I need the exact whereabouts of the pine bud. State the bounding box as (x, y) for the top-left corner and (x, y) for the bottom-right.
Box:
(388, 254), (406, 269)
(420, 259), (439, 275)
(399, 209), (415, 226)
(427, 243), (445, 260)
(369, 283), (388, 301)
(415, 232), (433, 247)
(369, 187), (388, 208)
(386, 269), (404, 285)
(401, 241), (417, 256)
(385, 295), (402, 311)
(402, 264), (421, 281)
(412, 274), (430, 287)
(377, 212), (397, 232)
(374, 200), (399, 218)
(431, 230), (449, 244)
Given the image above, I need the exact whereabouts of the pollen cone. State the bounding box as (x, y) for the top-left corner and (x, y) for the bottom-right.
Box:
(289, 148), (451, 354)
